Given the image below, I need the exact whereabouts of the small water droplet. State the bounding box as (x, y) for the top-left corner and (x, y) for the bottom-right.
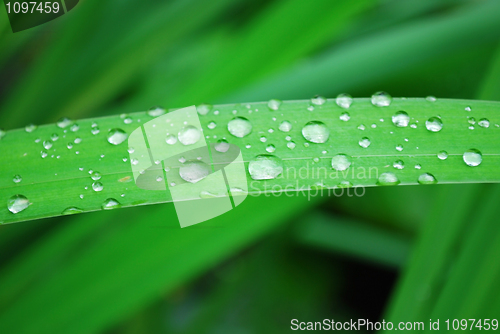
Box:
(91, 127), (100, 135)
(478, 118), (490, 128)
(228, 117), (252, 138)
(207, 121), (217, 130)
(92, 182), (104, 191)
(215, 139), (230, 153)
(266, 144), (276, 153)
(287, 141), (296, 149)
(107, 129), (128, 145)
(302, 121), (329, 143)
(336, 93), (353, 109)
(358, 124), (365, 131)
(377, 172), (400, 186)
(463, 149), (482, 166)
(156, 176), (163, 182)
(311, 95), (326, 106)
(163, 134), (177, 145)
(70, 124), (79, 132)
(102, 198), (121, 210)
(197, 103), (212, 115)
(13, 175), (22, 183)
(331, 154), (351, 171)
(178, 125), (201, 145)
(57, 117), (73, 128)
(7, 194), (30, 213)
(124, 117), (133, 124)
(339, 112), (350, 122)
(426, 96), (437, 102)
(25, 124), (37, 133)
(425, 117), (443, 132)
(62, 207), (83, 215)
(465, 106), (472, 112)
(278, 120), (292, 132)
(393, 160), (404, 169)
(396, 144), (403, 152)
(50, 133), (59, 141)
(410, 124), (417, 129)
(438, 151), (448, 160)
(67, 142), (73, 149)
(359, 137), (371, 148)
(91, 171), (102, 181)
(148, 106), (166, 117)
(200, 190), (218, 198)
(468, 117), (476, 125)
(74, 137), (82, 144)
(415, 164), (422, 170)
(371, 124), (377, 128)
(43, 140), (53, 150)
(418, 173), (437, 185)
(41, 150), (48, 158)
(245, 144), (251, 149)
(248, 155), (283, 180)
(371, 91), (392, 107)
(268, 99), (282, 111)
(179, 161), (210, 183)
(268, 128), (274, 133)
(392, 111), (410, 127)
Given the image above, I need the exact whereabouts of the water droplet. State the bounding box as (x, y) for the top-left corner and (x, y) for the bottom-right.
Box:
(478, 118), (490, 128)
(178, 125), (201, 145)
(358, 124), (365, 131)
(25, 124), (37, 133)
(62, 207), (83, 215)
(339, 112), (350, 122)
(102, 198), (121, 210)
(74, 137), (82, 144)
(377, 172), (400, 186)
(463, 149), (482, 166)
(396, 144), (403, 152)
(425, 117), (443, 132)
(124, 117), (133, 124)
(391, 160), (403, 169)
(311, 95), (326, 106)
(207, 121), (217, 130)
(92, 182), (104, 191)
(13, 175), (22, 183)
(215, 139), (230, 153)
(468, 117), (476, 125)
(200, 191), (218, 199)
(248, 155), (283, 180)
(42, 140), (53, 150)
(7, 194), (30, 213)
(287, 141), (296, 149)
(70, 124), (79, 132)
(57, 117), (73, 128)
(246, 144), (251, 149)
(156, 176), (163, 182)
(91, 127), (100, 135)
(179, 161), (210, 183)
(331, 154), (351, 171)
(371, 124), (377, 128)
(438, 151), (448, 160)
(418, 173), (437, 185)
(371, 91), (392, 107)
(359, 137), (371, 148)
(268, 99), (282, 111)
(107, 129), (128, 145)
(336, 93), (353, 109)
(415, 164), (422, 170)
(302, 121), (329, 143)
(337, 180), (352, 188)
(91, 171), (102, 181)
(426, 96), (437, 102)
(197, 103), (212, 115)
(266, 144), (276, 153)
(410, 124), (417, 129)
(228, 117), (252, 138)
(279, 121), (292, 132)
(41, 150), (48, 158)
(392, 111), (410, 127)
(148, 106), (166, 117)
(465, 106), (472, 112)
(67, 142), (73, 149)
(162, 133), (176, 145)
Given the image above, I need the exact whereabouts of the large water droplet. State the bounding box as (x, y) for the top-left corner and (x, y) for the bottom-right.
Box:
(279, 121), (292, 132)
(62, 207), (83, 215)
(102, 198), (121, 210)
(13, 175), (22, 183)
(463, 149), (482, 166)
(336, 93), (353, 109)
(178, 125), (201, 145)
(311, 95), (326, 106)
(212, 139), (229, 153)
(392, 111), (410, 127)
(196, 103), (212, 115)
(248, 155), (283, 180)
(92, 182), (104, 191)
(331, 154), (351, 171)
(302, 121), (329, 143)
(228, 117), (252, 138)
(43, 140), (53, 150)
(377, 172), (400, 186)
(418, 173), (437, 185)
(425, 117), (443, 132)
(438, 151), (448, 160)
(359, 137), (371, 148)
(57, 117), (73, 128)
(478, 118), (490, 128)
(7, 194), (29, 213)
(107, 129), (128, 145)
(179, 161), (211, 183)
(148, 106), (166, 117)
(371, 91), (392, 107)
(268, 99), (282, 111)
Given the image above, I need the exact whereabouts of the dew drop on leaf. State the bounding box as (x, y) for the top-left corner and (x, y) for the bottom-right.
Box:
(268, 99), (282, 111)
(248, 155), (283, 180)
(13, 175), (22, 183)
(107, 129), (128, 145)
(266, 144), (276, 153)
(62, 207), (83, 215)
(359, 137), (371, 148)
(331, 154), (351, 171)
(228, 117), (252, 138)
(377, 172), (400, 186)
(25, 124), (37, 133)
(302, 121), (329, 143)
(478, 118), (490, 128)
(393, 160), (404, 169)
(438, 151), (448, 160)
(463, 149), (482, 167)
(196, 103), (212, 115)
(287, 141), (296, 149)
(178, 125), (201, 145)
(426, 117), (443, 132)
(418, 173), (438, 185)
(339, 112), (350, 121)
(102, 198), (121, 210)
(392, 111), (410, 127)
(215, 139), (230, 153)
(179, 161), (211, 183)
(279, 121), (292, 132)
(336, 93), (353, 109)
(43, 140), (53, 150)
(57, 117), (73, 128)
(92, 182), (104, 191)
(148, 106), (166, 117)
(207, 121), (217, 130)
(371, 91), (392, 107)
(7, 194), (29, 214)
(91, 171), (102, 181)
(310, 95), (326, 106)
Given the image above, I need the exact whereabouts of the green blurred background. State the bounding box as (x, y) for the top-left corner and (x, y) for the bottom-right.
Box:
(1, 0), (500, 333)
